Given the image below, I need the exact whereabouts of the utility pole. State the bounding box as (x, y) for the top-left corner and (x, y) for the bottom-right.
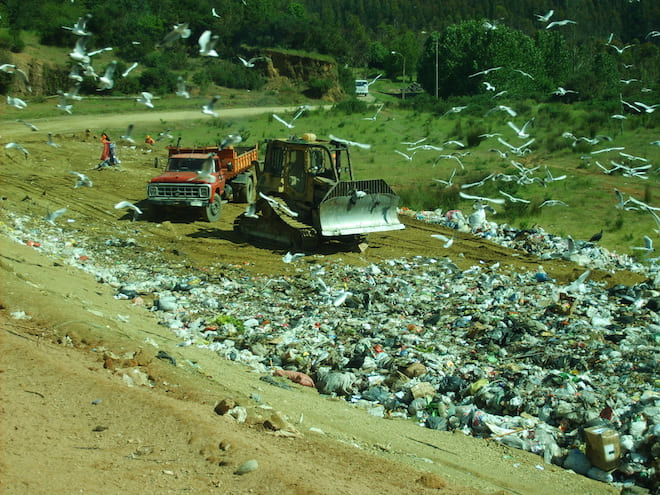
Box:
(434, 36), (439, 99)
(391, 51), (406, 100)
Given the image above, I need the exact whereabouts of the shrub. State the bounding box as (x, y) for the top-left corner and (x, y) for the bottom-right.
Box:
(306, 77), (333, 98)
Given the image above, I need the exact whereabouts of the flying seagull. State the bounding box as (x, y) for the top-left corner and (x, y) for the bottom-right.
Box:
(62, 13), (93, 36)
(394, 150), (417, 161)
(176, 76), (190, 98)
(202, 96), (220, 117)
(7, 95), (27, 109)
(16, 119), (38, 131)
(535, 10), (554, 22)
(136, 91), (154, 108)
(468, 67), (501, 78)
(97, 61), (117, 91)
(47, 133), (61, 148)
(187, 153), (216, 183)
(45, 207), (67, 226)
(69, 171), (93, 188)
(238, 56), (271, 67)
(631, 236), (654, 255)
(220, 134), (242, 149)
(459, 191), (505, 205)
(433, 168), (456, 188)
(114, 201), (143, 221)
(56, 94), (73, 114)
(499, 190), (530, 203)
(5, 142), (29, 159)
(120, 124), (135, 144)
(272, 105), (309, 129)
(69, 37), (90, 64)
(328, 134), (371, 150)
(430, 234), (454, 248)
(198, 30), (219, 57)
(507, 119), (534, 138)
(546, 19), (577, 29)
(121, 62), (139, 78)
(157, 23), (191, 48)
(363, 103), (384, 121)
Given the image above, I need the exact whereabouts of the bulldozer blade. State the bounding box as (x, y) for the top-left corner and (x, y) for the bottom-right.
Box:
(319, 179), (405, 236)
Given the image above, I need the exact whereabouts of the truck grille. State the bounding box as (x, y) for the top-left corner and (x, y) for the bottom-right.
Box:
(149, 183), (210, 199)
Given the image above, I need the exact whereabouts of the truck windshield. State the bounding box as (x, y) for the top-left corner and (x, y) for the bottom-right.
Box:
(166, 157), (207, 172)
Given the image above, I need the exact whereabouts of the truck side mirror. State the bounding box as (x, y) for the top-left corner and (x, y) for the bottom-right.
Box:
(226, 162), (233, 172)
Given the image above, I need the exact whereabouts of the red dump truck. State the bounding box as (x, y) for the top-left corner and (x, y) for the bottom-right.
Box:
(146, 144), (259, 221)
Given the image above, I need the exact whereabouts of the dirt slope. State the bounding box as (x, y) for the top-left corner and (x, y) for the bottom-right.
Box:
(0, 110), (627, 495)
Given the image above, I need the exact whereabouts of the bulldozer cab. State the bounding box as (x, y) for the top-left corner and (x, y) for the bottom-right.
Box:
(260, 137), (352, 203)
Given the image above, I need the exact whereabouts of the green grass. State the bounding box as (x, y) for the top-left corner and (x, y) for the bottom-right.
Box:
(5, 93), (659, 259)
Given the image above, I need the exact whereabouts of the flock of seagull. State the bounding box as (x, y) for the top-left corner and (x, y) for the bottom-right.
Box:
(2, 8), (658, 255)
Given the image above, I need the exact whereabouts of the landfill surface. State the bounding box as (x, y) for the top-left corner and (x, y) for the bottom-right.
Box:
(0, 113), (657, 495)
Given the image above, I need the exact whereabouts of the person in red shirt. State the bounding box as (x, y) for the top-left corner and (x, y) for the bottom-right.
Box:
(100, 133), (111, 161)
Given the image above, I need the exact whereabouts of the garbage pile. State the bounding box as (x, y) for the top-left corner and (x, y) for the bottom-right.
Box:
(2, 209), (658, 492)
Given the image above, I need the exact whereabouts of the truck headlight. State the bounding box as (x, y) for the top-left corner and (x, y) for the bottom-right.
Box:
(148, 184), (158, 196)
(199, 186), (210, 198)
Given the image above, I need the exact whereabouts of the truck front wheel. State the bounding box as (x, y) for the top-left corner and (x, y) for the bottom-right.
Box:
(203, 196), (222, 222)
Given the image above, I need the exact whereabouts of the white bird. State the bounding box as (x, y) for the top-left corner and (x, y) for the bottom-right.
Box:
(198, 30), (219, 57)
(434, 154), (464, 169)
(591, 146), (625, 155)
(17, 119), (38, 131)
(408, 144), (444, 152)
(60, 82), (82, 101)
(401, 137), (427, 146)
(97, 61), (117, 91)
(497, 137), (535, 155)
(282, 252), (305, 263)
(544, 166), (567, 184)
(363, 103), (384, 121)
(461, 173), (494, 189)
(5, 142), (29, 159)
(56, 94), (73, 114)
(483, 81), (495, 91)
(443, 140), (465, 148)
(212, 7), (222, 18)
(489, 148), (508, 159)
(0, 63), (16, 73)
(202, 96), (220, 117)
(468, 67), (501, 78)
(7, 95), (27, 109)
(238, 56), (270, 67)
(62, 13), (92, 36)
(553, 86), (577, 96)
(220, 134), (242, 148)
(272, 106), (308, 129)
(513, 69), (534, 80)
(136, 91), (154, 108)
(114, 201), (143, 221)
(120, 124), (135, 143)
(157, 23), (191, 48)
(69, 37), (90, 64)
(176, 76), (190, 98)
(539, 200), (569, 207)
(492, 90), (508, 98)
(156, 129), (173, 141)
(459, 191), (505, 205)
(633, 101), (658, 113)
(646, 31), (660, 39)
(546, 19), (577, 29)
(394, 149), (417, 161)
(441, 105), (468, 117)
(611, 114), (627, 120)
(45, 207), (67, 226)
(479, 132), (502, 139)
(188, 153), (216, 183)
(620, 78), (639, 85)
(366, 73), (382, 87)
(121, 62), (138, 78)
(69, 171), (93, 188)
(87, 47), (113, 57)
(507, 119), (534, 138)
(328, 134), (371, 150)
(486, 104), (517, 117)
(619, 151), (648, 162)
(499, 190), (530, 203)
(535, 10), (554, 22)
(47, 133), (61, 148)
(610, 44), (632, 55)
(433, 168), (456, 188)
(631, 236), (654, 254)
(430, 234), (454, 248)
(67, 64), (83, 82)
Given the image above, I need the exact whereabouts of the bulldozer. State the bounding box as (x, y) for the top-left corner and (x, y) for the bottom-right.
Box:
(234, 134), (404, 250)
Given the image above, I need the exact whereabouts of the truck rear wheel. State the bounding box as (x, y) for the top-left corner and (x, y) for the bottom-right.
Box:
(203, 196), (222, 222)
(235, 174), (256, 203)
